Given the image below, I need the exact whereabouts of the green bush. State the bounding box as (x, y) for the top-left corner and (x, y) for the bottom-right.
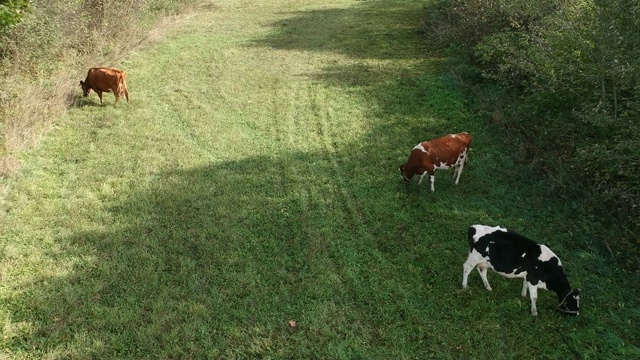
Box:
(0, 0), (29, 30)
(424, 0), (640, 264)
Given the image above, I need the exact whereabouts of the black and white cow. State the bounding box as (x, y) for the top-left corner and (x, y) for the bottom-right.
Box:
(462, 225), (580, 316)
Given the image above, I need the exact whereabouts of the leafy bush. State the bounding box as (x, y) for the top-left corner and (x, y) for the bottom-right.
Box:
(424, 0), (640, 266)
(0, 0), (29, 30)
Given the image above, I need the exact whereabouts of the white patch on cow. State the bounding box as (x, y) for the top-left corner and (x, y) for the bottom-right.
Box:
(538, 245), (561, 265)
(471, 225), (507, 243)
(495, 268), (527, 279)
(417, 171), (428, 185)
(434, 162), (451, 170)
(454, 148), (468, 166)
(536, 280), (548, 290)
(521, 253), (526, 258)
(413, 143), (428, 153)
(462, 249), (490, 289)
(467, 249), (485, 263)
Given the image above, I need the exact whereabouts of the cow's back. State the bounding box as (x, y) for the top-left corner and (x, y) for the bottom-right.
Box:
(423, 133), (471, 165)
(468, 225), (543, 273)
(85, 67), (104, 82)
(90, 68), (116, 82)
(85, 68), (120, 91)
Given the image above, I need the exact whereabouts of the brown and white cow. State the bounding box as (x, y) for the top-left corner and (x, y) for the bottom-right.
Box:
(399, 132), (472, 192)
(80, 67), (129, 105)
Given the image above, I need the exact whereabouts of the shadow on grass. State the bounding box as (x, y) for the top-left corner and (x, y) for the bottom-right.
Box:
(251, 0), (473, 144)
(4, 0), (638, 359)
(256, 1), (428, 60)
(4, 148), (534, 358)
(72, 94), (123, 108)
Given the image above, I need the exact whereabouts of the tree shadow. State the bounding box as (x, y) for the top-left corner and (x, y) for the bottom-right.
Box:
(2, 144), (524, 357)
(255, 1), (428, 60)
(2, 1), (606, 358)
(251, 0), (474, 146)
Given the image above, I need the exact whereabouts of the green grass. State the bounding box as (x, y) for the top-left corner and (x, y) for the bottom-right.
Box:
(1, 0), (639, 358)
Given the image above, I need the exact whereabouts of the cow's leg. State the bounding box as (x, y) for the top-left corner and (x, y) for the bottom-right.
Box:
(454, 154), (466, 185)
(462, 256), (476, 288)
(112, 86), (120, 104)
(527, 284), (539, 316)
(477, 263), (492, 291)
(521, 279), (529, 298)
(97, 90), (104, 104)
(429, 174), (436, 192)
(417, 172), (428, 185)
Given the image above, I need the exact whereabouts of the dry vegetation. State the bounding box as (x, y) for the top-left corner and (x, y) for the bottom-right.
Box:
(0, 0), (201, 177)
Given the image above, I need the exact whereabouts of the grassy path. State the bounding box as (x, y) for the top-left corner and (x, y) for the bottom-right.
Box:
(1, 0), (639, 358)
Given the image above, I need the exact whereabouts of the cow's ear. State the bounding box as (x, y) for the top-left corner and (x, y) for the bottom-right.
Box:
(80, 80), (84, 85)
(574, 288), (581, 296)
(399, 165), (405, 171)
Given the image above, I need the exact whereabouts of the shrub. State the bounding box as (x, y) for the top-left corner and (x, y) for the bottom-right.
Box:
(0, 0), (29, 30)
(424, 0), (640, 267)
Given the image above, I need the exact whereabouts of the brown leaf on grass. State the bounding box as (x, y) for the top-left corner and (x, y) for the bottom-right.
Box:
(288, 320), (297, 327)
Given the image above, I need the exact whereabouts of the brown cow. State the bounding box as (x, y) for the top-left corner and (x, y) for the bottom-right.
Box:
(80, 67), (129, 104)
(399, 132), (472, 192)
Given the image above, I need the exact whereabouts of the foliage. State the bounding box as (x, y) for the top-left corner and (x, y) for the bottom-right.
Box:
(424, 0), (562, 57)
(1, 0), (197, 76)
(424, 0), (640, 261)
(0, 0), (29, 58)
(0, 0), (29, 30)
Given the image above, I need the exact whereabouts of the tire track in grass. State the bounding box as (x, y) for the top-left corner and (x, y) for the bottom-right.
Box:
(315, 88), (366, 233)
(299, 73), (398, 314)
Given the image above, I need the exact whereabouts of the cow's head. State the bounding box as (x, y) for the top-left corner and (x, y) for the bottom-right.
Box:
(79, 80), (91, 96)
(399, 165), (412, 184)
(557, 288), (580, 316)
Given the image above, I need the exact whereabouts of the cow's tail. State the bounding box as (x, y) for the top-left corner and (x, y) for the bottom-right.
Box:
(463, 134), (472, 164)
(119, 71), (129, 102)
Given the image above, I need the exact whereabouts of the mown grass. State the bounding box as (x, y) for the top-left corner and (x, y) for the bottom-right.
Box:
(0, 0), (639, 358)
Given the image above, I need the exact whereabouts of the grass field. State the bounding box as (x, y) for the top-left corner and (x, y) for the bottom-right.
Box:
(1, 0), (639, 358)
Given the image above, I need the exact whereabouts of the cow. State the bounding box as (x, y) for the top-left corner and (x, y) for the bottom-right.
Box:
(79, 67), (129, 105)
(462, 225), (580, 316)
(399, 132), (472, 192)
